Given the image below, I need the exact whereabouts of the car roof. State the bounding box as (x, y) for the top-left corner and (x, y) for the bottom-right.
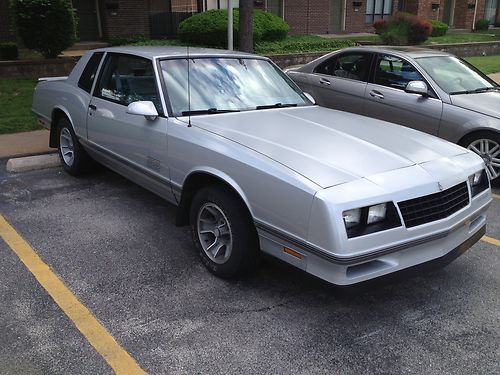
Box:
(92, 46), (265, 60)
(337, 45), (453, 59)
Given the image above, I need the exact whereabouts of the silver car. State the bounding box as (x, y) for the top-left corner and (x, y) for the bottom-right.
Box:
(286, 47), (500, 183)
(32, 46), (491, 286)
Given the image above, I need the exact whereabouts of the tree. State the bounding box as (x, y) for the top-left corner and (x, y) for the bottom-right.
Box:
(239, 0), (253, 53)
(12, 0), (77, 58)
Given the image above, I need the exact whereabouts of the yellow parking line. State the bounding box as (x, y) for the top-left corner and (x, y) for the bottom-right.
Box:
(0, 214), (147, 375)
(482, 235), (500, 247)
(492, 193), (500, 199)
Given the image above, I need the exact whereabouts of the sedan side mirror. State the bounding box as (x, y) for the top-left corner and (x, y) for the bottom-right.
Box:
(127, 101), (158, 121)
(405, 81), (428, 96)
(304, 92), (316, 104)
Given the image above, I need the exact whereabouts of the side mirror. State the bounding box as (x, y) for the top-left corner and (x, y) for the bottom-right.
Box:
(304, 92), (316, 104)
(127, 101), (158, 121)
(405, 81), (428, 96)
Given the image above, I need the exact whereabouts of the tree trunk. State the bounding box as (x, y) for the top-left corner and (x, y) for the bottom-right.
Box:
(238, 0), (253, 53)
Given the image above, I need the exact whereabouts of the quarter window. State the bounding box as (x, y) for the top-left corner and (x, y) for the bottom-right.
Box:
(315, 53), (372, 82)
(95, 54), (161, 112)
(78, 52), (104, 94)
(374, 55), (424, 90)
(366, 0), (393, 23)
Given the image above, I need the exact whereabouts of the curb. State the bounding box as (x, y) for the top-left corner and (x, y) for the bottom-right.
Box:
(6, 153), (61, 173)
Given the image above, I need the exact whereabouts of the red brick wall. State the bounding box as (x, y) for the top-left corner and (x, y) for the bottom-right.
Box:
(454, 0), (486, 29)
(284, 0), (330, 35)
(345, 0), (401, 33)
(100, 0), (153, 39)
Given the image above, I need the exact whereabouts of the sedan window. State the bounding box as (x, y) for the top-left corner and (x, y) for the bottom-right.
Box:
(160, 58), (309, 116)
(78, 52), (104, 94)
(374, 55), (424, 90)
(95, 54), (162, 112)
(315, 53), (371, 82)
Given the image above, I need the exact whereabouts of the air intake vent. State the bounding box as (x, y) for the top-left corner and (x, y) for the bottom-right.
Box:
(398, 182), (469, 228)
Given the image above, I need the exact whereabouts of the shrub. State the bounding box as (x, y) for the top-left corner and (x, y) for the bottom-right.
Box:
(255, 35), (354, 54)
(12, 0), (77, 58)
(373, 19), (387, 35)
(474, 19), (490, 31)
(0, 42), (19, 60)
(429, 20), (448, 37)
(109, 35), (147, 46)
(378, 12), (431, 45)
(178, 9), (289, 48)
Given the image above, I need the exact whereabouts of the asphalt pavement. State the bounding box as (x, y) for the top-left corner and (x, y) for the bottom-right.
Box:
(0, 161), (499, 375)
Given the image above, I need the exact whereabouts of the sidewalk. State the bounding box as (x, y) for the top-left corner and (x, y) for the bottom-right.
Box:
(1, 72), (499, 160)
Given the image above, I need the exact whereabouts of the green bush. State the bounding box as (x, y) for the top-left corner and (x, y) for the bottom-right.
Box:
(255, 35), (354, 54)
(378, 12), (431, 45)
(178, 9), (289, 48)
(12, 0), (77, 58)
(0, 42), (19, 60)
(429, 19), (448, 37)
(109, 35), (147, 46)
(474, 19), (490, 31)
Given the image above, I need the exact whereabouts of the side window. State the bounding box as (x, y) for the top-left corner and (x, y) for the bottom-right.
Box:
(315, 53), (371, 82)
(78, 52), (104, 93)
(95, 54), (162, 113)
(374, 54), (424, 90)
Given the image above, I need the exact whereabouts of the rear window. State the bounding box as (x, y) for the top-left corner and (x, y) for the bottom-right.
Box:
(78, 52), (104, 93)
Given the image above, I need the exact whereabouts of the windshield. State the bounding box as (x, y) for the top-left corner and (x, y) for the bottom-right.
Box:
(415, 56), (497, 94)
(160, 57), (310, 116)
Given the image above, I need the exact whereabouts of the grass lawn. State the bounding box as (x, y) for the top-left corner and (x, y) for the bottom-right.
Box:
(0, 78), (40, 135)
(464, 55), (500, 75)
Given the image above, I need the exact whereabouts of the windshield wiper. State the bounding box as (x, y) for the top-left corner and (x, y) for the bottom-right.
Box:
(255, 103), (298, 110)
(450, 87), (500, 95)
(181, 108), (240, 116)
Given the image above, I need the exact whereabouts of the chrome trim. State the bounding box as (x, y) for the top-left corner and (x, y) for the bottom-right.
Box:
(255, 198), (491, 266)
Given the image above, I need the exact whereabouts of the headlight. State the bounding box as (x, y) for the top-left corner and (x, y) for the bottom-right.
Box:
(343, 202), (401, 238)
(469, 169), (489, 197)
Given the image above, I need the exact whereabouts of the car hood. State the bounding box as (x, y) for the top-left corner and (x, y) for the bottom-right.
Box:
(193, 106), (467, 188)
(450, 92), (500, 119)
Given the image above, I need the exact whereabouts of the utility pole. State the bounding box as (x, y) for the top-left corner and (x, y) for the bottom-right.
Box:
(227, 0), (233, 50)
(239, 0), (253, 52)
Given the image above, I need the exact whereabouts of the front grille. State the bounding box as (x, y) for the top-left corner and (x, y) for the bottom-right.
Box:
(398, 182), (469, 228)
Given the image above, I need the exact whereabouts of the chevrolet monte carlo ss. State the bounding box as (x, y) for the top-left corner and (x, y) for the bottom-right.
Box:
(32, 47), (492, 286)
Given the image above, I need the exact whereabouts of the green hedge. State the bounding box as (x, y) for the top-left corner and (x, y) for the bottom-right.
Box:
(12, 0), (76, 58)
(429, 20), (448, 37)
(0, 42), (19, 60)
(109, 35), (147, 46)
(255, 36), (354, 54)
(178, 9), (289, 48)
(474, 19), (490, 31)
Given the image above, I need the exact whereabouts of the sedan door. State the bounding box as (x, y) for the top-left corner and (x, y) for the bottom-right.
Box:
(87, 53), (170, 179)
(364, 54), (443, 135)
(307, 52), (373, 114)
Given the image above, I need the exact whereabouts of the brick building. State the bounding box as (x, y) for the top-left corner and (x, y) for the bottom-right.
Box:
(0, 0), (499, 43)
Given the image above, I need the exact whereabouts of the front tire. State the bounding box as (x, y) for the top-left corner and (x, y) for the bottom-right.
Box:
(460, 131), (500, 185)
(57, 118), (91, 176)
(190, 185), (259, 279)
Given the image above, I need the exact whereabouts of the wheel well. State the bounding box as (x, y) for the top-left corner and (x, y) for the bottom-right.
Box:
(458, 129), (500, 147)
(175, 172), (251, 226)
(49, 109), (68, 148)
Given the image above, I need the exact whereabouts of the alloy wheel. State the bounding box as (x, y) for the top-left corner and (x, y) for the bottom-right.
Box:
(467, 138), (500, 180)
(196, 203), (233, 264)
(59, 127), (75, 167)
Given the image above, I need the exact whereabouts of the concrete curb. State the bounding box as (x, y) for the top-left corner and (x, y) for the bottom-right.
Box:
(6, 154), (61, 173)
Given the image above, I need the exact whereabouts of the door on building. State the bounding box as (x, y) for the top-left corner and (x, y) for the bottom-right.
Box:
(485, 0), (498, 25)
(330, 0), (343, 33)
(72, 0), (101, 41)
(443, 0), (455, 26)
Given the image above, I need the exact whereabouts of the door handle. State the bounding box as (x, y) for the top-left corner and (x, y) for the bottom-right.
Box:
(89, 104), (97, 110)
(369, 90), (384, 99)
(319, 78), (331, 86)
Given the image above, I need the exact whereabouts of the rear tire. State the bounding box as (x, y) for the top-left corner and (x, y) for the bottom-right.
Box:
(57, 117), (91, 176)
(190, 185), (259, 279)
(460, 131), (500, 186)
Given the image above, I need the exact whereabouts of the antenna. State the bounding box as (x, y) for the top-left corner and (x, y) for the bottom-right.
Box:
(187, 45), (192, 128)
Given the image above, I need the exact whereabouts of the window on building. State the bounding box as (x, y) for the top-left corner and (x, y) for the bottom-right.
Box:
(365, 0), (392, 24)
(266, 0), (283, 18)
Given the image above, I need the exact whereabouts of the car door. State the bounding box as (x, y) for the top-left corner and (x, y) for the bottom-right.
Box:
(364, 53), (443, 135)
(308, 52), (373, 115)
(87, 53), (170, 179)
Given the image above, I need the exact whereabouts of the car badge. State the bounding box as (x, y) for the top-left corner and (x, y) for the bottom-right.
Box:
(438, 182), (444, 191)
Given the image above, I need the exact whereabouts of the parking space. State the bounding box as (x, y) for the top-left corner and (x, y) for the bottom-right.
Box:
(0, 161), (499, 375)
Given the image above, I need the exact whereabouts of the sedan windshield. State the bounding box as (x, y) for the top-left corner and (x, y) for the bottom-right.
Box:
(160, 57), (310, 116)
(415, 56), (498, 95)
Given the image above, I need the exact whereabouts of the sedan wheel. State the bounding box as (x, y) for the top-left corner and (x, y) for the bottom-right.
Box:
(59, 127), (75, 167)
(190, 185), (259, 278)
(467, 137), (500, 182)
(57, 117), (92, 176)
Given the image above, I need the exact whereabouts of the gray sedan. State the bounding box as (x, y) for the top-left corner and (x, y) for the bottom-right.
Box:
(286, 47), (500, 183)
